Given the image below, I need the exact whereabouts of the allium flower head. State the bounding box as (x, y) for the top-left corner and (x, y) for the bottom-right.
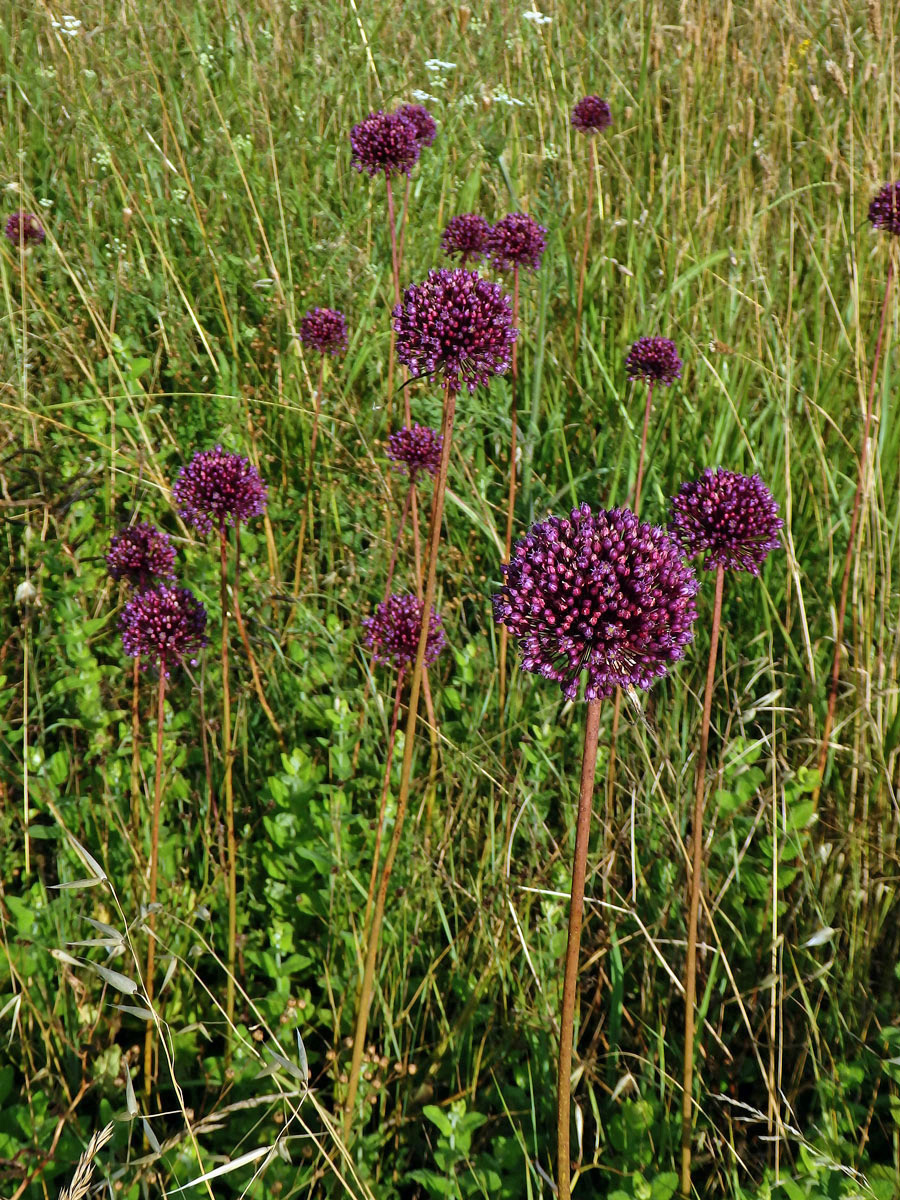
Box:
(106, 522), (177, 591)
(625, 337), (682, 386)
(172, 446), (268, 535)
(387, 423), (443, 481)
(868, 182), (900, 236)
(5, 211), (45, 247)
(363, 592), (447, 669)
(669, 468), (783, 575)
(492, 504), (698, 702)
(298, 307), (348, 356)
(486, 212), (547, 273)
(120, 585), (208, 676)
(397, 103), (437, 147)
(350, 110), (421, 178)
(441, 213), (491, 266)
(571, 95), (612, 134)
(393, 268), (517, 393)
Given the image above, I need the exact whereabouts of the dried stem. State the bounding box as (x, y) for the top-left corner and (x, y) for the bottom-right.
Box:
(143, 669), (167, 1097)
(220, 527), (237, 1048)
(574, 151), (595, 359)
(293, 355), (327, 592)
(556, 696), (602, 1200)
(232, 526), (285, 747)
(498, 268), (521, 719)
(680, 561), (725, 1198)
(817, 257), (894, 794)
(633, 380), (655, 515)
(343, 378), (456, 1137)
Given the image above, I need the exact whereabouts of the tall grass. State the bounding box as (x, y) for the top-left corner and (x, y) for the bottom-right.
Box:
(1, 0), (899, 1195)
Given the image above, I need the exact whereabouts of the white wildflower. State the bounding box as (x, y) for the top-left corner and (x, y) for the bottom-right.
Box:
(425, 59), (456, 71)
(522, 9), (552, 23)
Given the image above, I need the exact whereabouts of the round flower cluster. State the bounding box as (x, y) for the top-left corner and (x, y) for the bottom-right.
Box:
(398, 103), (437, 147)
(5, 211), (45, 247)
(625, 337), (682, 386)
(363, 592), (447, 669)
(120, 585), (208, 676)
(487, 212), (547, 273)
(669, 468), (783, 575)
(493, 504), (698, 702)
(172, 446), (268, 535)
(571, 95), (612, 134)
(387, 423), (443, 481)
(393, 268), (517, 393)
(868, 182), (900, 236)
(441, 213), (491, 266)
(106, 522), (177, 591)
(350, 110), (421, 178)
(298, 307), (348, 356)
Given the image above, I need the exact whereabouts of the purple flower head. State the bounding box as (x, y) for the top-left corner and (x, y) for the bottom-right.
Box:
(106, 522), (177, 591)
(486, 212), (547, 273)
(625, 337), (682, 386)
(387, 423), (443, 481)
(172, 446), (268, 535)
(492, 504), (698, 702)
(441, 213), (491, 266)
(120, 585), (208, 676)
(5, 212), (45, 247)
(669, 468), (783, 575)
(393, 268), (517, 393)
(350, 110), (421, 178)
(397, 103), (437, 147)
(868, 182), (900, 236)
(571, 95), (612, 134)
(299, 307), (348, 357)
(363, 592), (447, 670)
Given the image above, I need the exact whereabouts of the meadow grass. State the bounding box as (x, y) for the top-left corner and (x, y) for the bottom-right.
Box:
(1, 0), (899, 1196)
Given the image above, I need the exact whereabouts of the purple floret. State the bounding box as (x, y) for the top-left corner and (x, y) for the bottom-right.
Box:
(868, 182), (900, 236)
(172, 446), (268, 535)
(571, 95), (612, 134)
(669, 468), (783, 575)
(625, 337), (682, 386)
(393, 268), (517, 393)
(120, 585), (208, 676)
(441, 213), (491, 266)
(298, 307), (348, 357)
(350, 110), (421, 178)
(363, 592), (447, 670)
(387, 424), (443, 481)
(397, 103), (437, 147)
(493, 504), (698, 702)
(486, 212), (547, 273)
(5, 212), (45, 247)
(106, 523), (177, 591)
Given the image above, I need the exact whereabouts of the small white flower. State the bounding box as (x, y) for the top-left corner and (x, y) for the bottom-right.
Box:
(15, 579), (37, 606)
(522, 8), (552, 23)
(492, 86), (526, 107)
(425, 59), (456, 71)
(51, 13), (82, 35)
(39, 198), (53, 208)
(412, 89), (440, 103)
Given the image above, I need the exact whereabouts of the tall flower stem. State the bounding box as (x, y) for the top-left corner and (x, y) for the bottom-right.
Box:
(363, 671), (405, 933)
(293, 355), (328, 593)
(383, 482), (415, 603)
(574, 150), (595, 359)
(343, 379), (456, 1138)
(680, 562), (725, 1198)
(131, 656), (142, 829)
(633, 381), (655, 516)
(817, 257), (894, 795)
(385, 177), (405, 421)
(556, 696), (602, 1200)
(143, 670), (167, 1097)
(232, 528), (284, 747)
(498, 268), (521, 719)
(219, 528), (238, 1047)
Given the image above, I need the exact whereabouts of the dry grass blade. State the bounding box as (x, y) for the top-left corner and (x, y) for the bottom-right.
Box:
(56, 1123), (115, 1200)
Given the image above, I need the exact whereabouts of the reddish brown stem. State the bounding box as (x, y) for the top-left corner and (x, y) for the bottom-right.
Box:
(143, 669), (167, 1097)
(556, 696), (602, 1200)
(343, 379), (456, 1138)
(633, 380), (655, 515)
(363, 670), (405, 932)
(574, 156), (595, 360)
(131, 655), (142, 829)
(220, 528), (237, 1048)
(498, 269), (521, 719)
(680, 562), (725, 1198)
(817, 257), (894, 792)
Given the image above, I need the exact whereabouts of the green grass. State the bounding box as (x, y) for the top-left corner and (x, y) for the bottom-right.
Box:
(1, 0), (899, 1196)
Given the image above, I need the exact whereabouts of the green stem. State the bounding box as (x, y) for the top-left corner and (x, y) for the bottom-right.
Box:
(220, 527), (237, 1051)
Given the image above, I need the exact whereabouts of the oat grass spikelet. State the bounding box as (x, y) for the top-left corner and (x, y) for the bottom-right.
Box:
(57, 1123), (115, 1200)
